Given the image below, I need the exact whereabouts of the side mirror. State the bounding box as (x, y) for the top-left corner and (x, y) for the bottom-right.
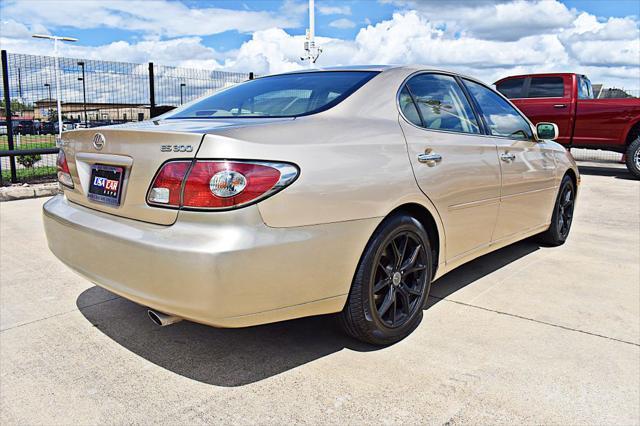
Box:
(536, 122), (559, 141)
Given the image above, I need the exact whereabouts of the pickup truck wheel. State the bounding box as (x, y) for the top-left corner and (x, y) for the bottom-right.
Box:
(625, 137), (640, 179)
(536, 175), (575, 247)
(339, 213), (432, 345)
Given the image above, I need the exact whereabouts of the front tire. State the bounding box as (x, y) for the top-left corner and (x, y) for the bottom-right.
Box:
(625, 137), (640, 179)
(339, 213), (433, 345)
(536, 175), (576, 246)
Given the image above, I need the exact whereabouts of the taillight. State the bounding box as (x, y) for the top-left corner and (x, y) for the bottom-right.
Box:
(147, 161), (191, 207)
(147, 160), (298, 210)
(56, 149), (74, 189)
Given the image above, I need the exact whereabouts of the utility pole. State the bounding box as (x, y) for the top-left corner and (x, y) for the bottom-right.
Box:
(301, 0), (322, 64)
(32, 34), (78, 140)
(77, 61), (88, 127)
(44, 83), (53, 121)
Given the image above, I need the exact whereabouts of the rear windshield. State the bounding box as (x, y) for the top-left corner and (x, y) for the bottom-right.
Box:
(166, 71), (378, 119)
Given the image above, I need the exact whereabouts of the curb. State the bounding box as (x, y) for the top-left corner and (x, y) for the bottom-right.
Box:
(0, 183), (60, 202)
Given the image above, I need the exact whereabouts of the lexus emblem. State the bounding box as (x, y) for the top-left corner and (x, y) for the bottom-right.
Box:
(92, 133), (105, 151)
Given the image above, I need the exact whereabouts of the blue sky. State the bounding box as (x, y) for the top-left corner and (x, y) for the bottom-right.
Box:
(1, 0), (639, 89)
(5, 0), (638, 50)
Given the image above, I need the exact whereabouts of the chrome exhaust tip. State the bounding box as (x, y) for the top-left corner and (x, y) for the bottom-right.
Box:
(147, 309), (182, 327)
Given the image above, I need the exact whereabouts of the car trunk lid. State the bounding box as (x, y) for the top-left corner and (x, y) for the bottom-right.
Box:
(60, 118), (294, 225)
(61, 127), (203, 225)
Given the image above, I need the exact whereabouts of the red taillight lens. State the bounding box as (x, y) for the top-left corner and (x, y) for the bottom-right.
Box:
(147, 161), (191, 207)
(183, 162), (281, 209)
(56, 149), (74, 188)
(147, 160), (298, 210)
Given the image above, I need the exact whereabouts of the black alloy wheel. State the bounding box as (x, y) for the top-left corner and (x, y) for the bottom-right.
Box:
(340, 213), (433, 345)
(536, 175), (576, 246)
(557, 182), (575, 240)
(372, 231), (428, 328)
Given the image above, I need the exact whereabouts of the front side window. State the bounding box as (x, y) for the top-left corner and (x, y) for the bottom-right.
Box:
(403, 74), (480, 134)
(496, 78), (525, 99)
(165, 71), (378, 119)
(528, 77), (564, 98)
(463, 79), (533, 140)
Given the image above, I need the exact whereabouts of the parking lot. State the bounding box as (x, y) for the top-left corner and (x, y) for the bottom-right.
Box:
(1, 162), (638, 424)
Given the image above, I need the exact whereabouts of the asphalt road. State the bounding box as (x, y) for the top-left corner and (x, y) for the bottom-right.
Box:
(1, 162), (638, 425)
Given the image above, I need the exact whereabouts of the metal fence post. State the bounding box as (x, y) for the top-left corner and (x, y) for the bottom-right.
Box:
(148, 62), (156, 118)
(1, 50), (18, 184)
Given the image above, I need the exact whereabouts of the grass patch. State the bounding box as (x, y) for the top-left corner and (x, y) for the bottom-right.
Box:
(0, 135), (57, 150)
(1, 166), (57, 184)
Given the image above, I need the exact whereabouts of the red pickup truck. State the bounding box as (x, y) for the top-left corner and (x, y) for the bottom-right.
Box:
(495, 73), (640, 177)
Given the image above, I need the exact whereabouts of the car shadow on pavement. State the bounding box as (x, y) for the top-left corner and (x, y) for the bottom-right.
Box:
(426, 240), (540, 308)
(77, 239), (540, 387)
(577, 164), (635, 180)
(77, 287), (376, 387)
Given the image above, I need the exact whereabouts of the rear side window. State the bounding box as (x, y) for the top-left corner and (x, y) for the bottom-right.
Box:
(496, 78), (525, 99)
(578, 76), (594, 99)
(165, 71), (378, 119)
(398, 87), (421, 126)
(463, 79), (533, 140)
(402, 74), (480, 134)
(528, 77), (564, 98)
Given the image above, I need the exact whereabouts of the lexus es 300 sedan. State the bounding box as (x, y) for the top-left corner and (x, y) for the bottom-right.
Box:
(43, 66), (578, 344)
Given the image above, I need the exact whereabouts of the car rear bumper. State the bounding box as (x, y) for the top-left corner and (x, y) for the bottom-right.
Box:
(43, 195), (379, 327)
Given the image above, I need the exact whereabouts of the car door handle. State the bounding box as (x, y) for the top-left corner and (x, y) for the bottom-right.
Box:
(553, 104), (567, 109)
(417, 153), (442, 165)
(500, 152), (516, 162)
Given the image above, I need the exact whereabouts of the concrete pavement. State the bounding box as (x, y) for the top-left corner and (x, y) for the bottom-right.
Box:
(1, 163), (639, 424)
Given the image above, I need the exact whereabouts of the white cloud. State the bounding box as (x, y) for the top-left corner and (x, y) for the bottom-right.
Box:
(329, 18), (357, 29)
(318, 5), (352, 15)
(1, 0), (638, 91)
(222, 7), (638, 90)
(383, 0), (576, 41)
(1, 0), (301, 37)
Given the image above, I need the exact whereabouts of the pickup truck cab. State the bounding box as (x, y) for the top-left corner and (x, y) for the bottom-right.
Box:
(495, 73), (640, 177)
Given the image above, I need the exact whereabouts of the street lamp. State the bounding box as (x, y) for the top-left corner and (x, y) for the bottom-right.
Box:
(77, 61), (88, 127)
(32, 34), (78, 139)
(180, 83), (186, 105)
(44, 83), (53, 123)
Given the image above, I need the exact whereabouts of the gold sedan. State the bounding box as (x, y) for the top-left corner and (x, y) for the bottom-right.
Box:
(43, 66), (578, 344)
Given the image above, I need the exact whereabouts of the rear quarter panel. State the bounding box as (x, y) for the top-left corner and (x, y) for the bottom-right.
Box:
(195, 116), (427, 228)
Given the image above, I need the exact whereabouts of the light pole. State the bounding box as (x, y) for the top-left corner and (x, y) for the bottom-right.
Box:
(32, 34), (78, 140)
(44, 83), (53, 122)
(301, 0), (322, 64)
(180, 83), (186, 105)
(77, 61), (88, 127)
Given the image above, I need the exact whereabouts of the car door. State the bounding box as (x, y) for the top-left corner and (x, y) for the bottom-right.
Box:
(501, 76), (575, 147)
(463, 79), (558, 241)
(398, 73), (502, 262)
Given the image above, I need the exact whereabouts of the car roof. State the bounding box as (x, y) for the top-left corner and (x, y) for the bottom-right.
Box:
(494, 73), (584, 84)
(269, 65), (489, 85)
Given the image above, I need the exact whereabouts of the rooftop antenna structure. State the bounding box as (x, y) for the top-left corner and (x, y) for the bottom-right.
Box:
(301, 0), (322, 64)
(32, 34), (78, 140)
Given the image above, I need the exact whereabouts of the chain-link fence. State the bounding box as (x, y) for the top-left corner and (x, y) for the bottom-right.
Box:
(0, 51), (252, 185)
(595, 88), (639, 99)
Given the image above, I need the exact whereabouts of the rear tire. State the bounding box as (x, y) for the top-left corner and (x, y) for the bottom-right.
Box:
(625, 137), (640, 179)
(536, 175), (576, 246)
(339, 213), (433, 345)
